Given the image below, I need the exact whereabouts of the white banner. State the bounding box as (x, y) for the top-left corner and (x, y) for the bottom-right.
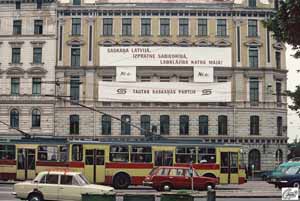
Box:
(98, 81), (231, 102)
(116, 67), (136, 82)
(99, 46), (232, 67)
(194, 66), (214, 82)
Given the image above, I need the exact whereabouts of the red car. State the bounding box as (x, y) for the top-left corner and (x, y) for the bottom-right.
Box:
(143, 166), (218, 191)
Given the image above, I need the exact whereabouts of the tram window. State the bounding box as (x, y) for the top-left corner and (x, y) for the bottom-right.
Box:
(198, 147), (216, 163)
(154, 151), (173, 166)
(175, 147), (196, 163)
(38, 146), (58, 161)
(131, 146), (152, 163)
(28, 149), (35, 169)
(0, 145), (15, 160)
(230, 152), (238, 173)
(72, 144), (83, 161)
(109, 145), (129, 162)
(59, 146), (68, 162)
(85, 150), (105, 165)
(221, 152), (229, 173)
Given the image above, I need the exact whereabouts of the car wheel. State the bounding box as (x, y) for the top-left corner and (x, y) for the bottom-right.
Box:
(161, 183), (172, 191)
(205, 183), (215, 191)
(293, 182), (300, 188)
(28, 193), (43, 201)
(113, 173), (130, 189)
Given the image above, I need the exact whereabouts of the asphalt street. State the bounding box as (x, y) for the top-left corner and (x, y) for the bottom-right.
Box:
(0, 184), (285, 201)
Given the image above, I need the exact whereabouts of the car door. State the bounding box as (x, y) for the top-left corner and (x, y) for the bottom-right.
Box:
(38, 174), (59, 200)
(169, 168), (189, 189)
(58, 175), (82, 201)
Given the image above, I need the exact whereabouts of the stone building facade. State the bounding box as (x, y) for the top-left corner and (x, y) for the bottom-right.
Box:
(55, 0), (288, 171)
(0, 0), (57, 138)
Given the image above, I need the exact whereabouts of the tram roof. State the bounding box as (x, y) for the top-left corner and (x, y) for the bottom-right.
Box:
(1, 137), (241, 148)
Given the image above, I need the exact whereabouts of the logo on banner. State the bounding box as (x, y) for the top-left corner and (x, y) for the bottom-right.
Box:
(117, 88), (127, 94)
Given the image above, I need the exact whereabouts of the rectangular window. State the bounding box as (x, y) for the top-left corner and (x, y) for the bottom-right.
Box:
(12, 48), (21, 64)
(85, 150), (104, 165)
(160, 115), (170, 135)
(70, 76), (80, 102)
(38, 146), (59, 161)
(109, 145), (129, 162)
(72, 18), (81, 36)
(32, 78), (41, 96)
(249, 0), (256, 7)
(103, 18), (113, 36)
(179, 76), (189, 82)
(198, 19), (207, 36)
(179, 18), (189, 36)
(250, 78), (259, 105)
(34, 20), (43, 35)
(13, 20), (22, 35)
(71, 46), (80, 67)
(131, 146), (152, 163)
(141, 115), (151, 135)
(73, 0), (81, 5)
(276, 81), (282, 105)
(122, 18), (132, 36)
(176, 147), (196, 163)
(37, 0), (42, 9)
(141, 18), (151, 36)
(276, 51), (281, 69)
(160, 76), (170, 82)
(121, 115), (131, 135)
(33, 47), (42, 64)
(11, 78), (20, 95)
(249, 48), (258, 68)
(160, 18), (170, 36)
(0, 145), (15, 160)
(101, 115), (111, 135)
(250, 116), (259, 135)
(16, 1), (21, 9)
(217, 19), (226, 36)
(179, 115), (189, 135)
(218, 115), (228, 135)
(248, 20), (258, 37)
(277, 116), (283, 136)
(199, 115), (208, 135)
(140, 76), (151, 82)
(237, 26), (241, 62)
(70, 115), (79, 135)
(198, 147), (216, 163)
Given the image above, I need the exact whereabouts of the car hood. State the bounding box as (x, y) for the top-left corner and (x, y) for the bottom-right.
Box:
(14, 181), (34, 186)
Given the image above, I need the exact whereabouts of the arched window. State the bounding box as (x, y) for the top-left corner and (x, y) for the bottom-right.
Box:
(160, 115), (169, 135)
(70, 115), (79, 135)
(121, 115), (131, 135)
(248, 149), (261, 171)
(179, 115), (189, 135)
(218, 115), (228, 135)
(32, 109), (41, 128)
(101, 115), (111, 135)
(10, 109), (19, 128)
(199, 115), (208, 135)
(140, 115), (150, 135)
(276, 149), (283, 165)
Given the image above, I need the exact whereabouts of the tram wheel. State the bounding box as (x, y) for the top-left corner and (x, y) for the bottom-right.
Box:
(113, 173), (131, 189)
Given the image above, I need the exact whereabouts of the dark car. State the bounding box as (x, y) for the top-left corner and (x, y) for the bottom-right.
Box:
(143, 166), (218, 191)
(260, 170), (273, 181)
(275, 166), (300, 188)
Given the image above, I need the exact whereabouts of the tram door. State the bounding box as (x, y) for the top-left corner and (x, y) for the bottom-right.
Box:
(84, 148), (105, 184)
(220, 152), (239, 184)
(16, 148), (36, 180)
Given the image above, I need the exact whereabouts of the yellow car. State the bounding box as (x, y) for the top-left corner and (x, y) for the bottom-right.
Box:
(13, 171), (114, 201)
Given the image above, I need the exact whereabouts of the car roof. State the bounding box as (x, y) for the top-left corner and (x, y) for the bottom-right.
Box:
(39, 171), (81, 176)
(279, 162), (300, 167)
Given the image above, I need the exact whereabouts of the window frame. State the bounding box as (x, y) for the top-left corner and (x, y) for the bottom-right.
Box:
(103, 18), (113, 36)
(179, 115), (189, 135)
(140, 115), (151, 135)
(179, 18), (189, 36)
(13, 20), (22, 35)
(72, 18), (81, 36)
(34, 20), (43, 35)
(121, 115), (131, 135)
(32, 78), (41, 96)
(11, 77), (20, 95)
(33, 47), (42, 64)
(32, 109), (41, 128)
(101, 115), (112, 135)
(248, 19), (258, 37)
(141, 18), (151, 36)
(217, 19), (226, 37)
(198, 19), (208, 36)
(218, 115), (228, 135)
(70, 114), (79, 135)
(249, 48), (259, 68)
(160, 18), (170, 36)
(199, 115), (208, 135)
(160, 115), (170, 135)
(250, 115), (259, 135)
(12, 48), (21, 64)
(71, 46), (80, 67)
(122, 18), (132, 36)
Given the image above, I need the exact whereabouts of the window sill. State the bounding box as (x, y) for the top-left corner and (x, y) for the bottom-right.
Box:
(139, 34), (153, 37)
(159, 35), (171, 37)
(31, 127), (41, 129)
(9, 63), (23, 66)
(120, 35), (133, 37)
(196, 35), (209, 38)
(177, 35), (190, 37)
(215, 35), (229, 38)
(30, 62), (44, 66)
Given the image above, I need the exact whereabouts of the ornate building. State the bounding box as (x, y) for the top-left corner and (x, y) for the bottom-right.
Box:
(0, 0), (57, 137)
(55, 0), (287, 171)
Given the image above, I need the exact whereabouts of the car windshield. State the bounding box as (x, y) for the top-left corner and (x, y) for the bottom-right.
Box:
(149, 167), (158, 175)
(285, 166), (300, 175)
(78, 174), (90, 185)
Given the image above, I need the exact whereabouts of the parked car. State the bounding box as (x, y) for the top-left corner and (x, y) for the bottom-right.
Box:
(259, 170), (273, 181)
(275, 166), (300, 188)
(267, 162), (300, 184)
(143, 166), (218, 191)
(13, 171), (114, 201)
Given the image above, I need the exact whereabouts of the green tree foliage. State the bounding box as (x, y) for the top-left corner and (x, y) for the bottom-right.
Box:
(287, 86), (300, 117)
(265, 0), (300, 58)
